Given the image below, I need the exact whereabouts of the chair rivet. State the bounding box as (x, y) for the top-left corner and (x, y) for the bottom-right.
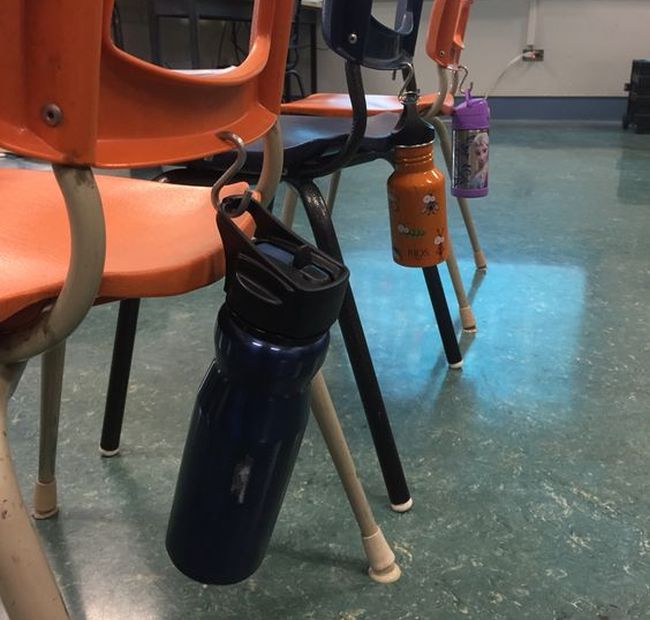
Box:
(348, 33), (358, 44)
(41, 104), (63, 127)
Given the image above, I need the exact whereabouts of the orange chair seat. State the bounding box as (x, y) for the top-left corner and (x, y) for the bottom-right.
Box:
(0, 169), (253, 325)
(281, 91), (455, 117)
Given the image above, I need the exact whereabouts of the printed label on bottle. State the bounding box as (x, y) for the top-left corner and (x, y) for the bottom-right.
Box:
(388, 189), (448, 267)
(452, 128), (489, 190)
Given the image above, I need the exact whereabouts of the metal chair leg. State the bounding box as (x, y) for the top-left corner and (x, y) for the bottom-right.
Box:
(283, 185), (399, 572)
(326, 169), (342, 213)
(432, 117), (487, 270)
(294, 179), (412, 512)
(445, 237), (477, 333)
(148, 10), (161, 65)
(456, 196), (487, 270)
(100, 298), (141, 457)
(310, 372), (400, 583)
(422, 267), (463, 368)
(282, 170), (342, 225)
(0, 364), (69, 620)
(281, 185), (299, 227)
(188, 4), (201, 69)
(33, 342), (67, 520)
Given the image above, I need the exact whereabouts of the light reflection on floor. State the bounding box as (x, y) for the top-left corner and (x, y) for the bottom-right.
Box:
(347, 252), (586, 410)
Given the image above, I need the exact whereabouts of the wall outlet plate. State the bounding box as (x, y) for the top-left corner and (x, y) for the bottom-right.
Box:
(523, 48), (544, 62)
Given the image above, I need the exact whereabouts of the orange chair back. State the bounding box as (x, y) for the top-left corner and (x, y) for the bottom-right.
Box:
(425, 0), (472, 68)
(0, 0), (293, 168)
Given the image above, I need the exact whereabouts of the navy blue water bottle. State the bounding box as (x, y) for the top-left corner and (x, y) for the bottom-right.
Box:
(166, 195), (349, 585)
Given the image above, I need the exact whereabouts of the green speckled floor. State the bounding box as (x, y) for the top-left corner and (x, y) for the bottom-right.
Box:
(3, 122), (650, 619)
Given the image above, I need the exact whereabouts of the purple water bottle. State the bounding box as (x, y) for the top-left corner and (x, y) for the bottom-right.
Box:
(451, 90), (490, 198)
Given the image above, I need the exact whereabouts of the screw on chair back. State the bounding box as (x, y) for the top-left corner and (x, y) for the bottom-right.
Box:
(0, 0), (294, 168)
(426, 0), (472, 68)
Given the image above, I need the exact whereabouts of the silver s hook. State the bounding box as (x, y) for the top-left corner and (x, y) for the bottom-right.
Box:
(455, 65), (472, 95)
(398, 62), (418, 103)
(210, 131), (251, 215)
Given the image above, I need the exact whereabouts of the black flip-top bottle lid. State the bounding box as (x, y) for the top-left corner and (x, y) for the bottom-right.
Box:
(217, 196), (350, 341)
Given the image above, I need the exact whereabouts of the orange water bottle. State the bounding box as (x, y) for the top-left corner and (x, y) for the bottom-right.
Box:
(387, 95), (448, 267)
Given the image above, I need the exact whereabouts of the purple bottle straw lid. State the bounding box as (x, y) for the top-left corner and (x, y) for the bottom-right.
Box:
(451, 89), (490, 198)
(452, 89), (490, 130)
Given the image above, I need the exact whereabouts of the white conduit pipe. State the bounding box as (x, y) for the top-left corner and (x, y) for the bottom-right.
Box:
(526, 0), (538, 48)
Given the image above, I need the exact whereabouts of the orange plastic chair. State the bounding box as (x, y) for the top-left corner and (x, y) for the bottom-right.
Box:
(281, 0), (487, 286)
(0, 1), (292, 617)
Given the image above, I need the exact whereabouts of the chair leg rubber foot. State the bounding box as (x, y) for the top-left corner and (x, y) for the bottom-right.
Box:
(363, 528), (402, 584)
(32, 480), (58, 520)
(448, 360), (463, 370)
(460, 306), (477, 333)
(474, 249), (488, 271)
(390, 497), (414, 513)
(368, 562), (402, 584)
(99, 446), (120, 458)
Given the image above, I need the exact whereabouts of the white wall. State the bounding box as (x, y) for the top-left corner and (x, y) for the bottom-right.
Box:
(318, 0), (650, 97)
(116, 1), (650, 97)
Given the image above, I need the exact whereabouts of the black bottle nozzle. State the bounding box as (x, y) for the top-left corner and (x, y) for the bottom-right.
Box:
(391, 91), (435, 147)
(216, 195), (349, 341)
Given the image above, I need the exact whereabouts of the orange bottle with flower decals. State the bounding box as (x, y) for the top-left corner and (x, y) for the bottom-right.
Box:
(387, 141), (448, 267)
